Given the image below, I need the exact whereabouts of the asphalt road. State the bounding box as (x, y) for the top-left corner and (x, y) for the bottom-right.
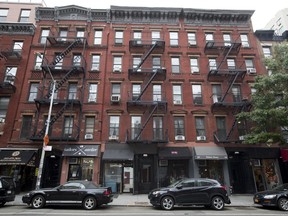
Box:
(0, 205), (287, 216)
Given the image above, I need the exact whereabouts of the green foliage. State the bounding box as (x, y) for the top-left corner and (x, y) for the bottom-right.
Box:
(237, 43), (288, 145)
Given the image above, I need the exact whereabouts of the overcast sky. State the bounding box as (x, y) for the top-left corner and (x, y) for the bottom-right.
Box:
(44, 0), (288, 30)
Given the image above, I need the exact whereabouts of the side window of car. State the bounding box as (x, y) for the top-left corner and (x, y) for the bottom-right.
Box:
(182, 180), (196, 187)
(62, 182), (81, 189)
(199, 180), (213, 187)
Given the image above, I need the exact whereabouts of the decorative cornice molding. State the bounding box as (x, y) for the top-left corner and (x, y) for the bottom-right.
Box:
(0, 23), (35, 35)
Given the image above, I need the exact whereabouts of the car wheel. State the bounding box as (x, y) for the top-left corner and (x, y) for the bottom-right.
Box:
(83, 196), (97, 210)
(31, 195), (45, 209)
(211, 196), (224, 210)
(278, 197), (288, 211)
(160, 196), (174, 210)
(0, 201), (6, 207)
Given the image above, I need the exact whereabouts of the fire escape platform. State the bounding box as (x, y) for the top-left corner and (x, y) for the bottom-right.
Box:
(128, 68), (166, 81)
(208, 69), (246, 81)
(129, 40), (165, 53)
(127, 101), (167, 113)
(204, 41), (241, 54)
(211, 101), (252, 113)
(47, 36), (86, 47)
(0, 82), (16, 94)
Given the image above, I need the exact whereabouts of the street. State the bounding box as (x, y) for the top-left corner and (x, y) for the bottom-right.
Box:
(0, 205), (287, 216)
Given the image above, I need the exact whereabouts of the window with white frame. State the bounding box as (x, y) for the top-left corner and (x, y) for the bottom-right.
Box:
(85, 116), (95, 136)
(132, 84), (141, 100)
(188, 32), (197, 45)
(240, 34), (249, 47)
(35, 53), (43, 70)
(223, 33), (231, 46)
(232, 85), (242, 102)
(153, 84), (162, 101)
(209, 58), (217, 70)
(169, 32), (178, 46)
(205, 33), (214, 42)
(113, 56), (122, 72)
(245, 59), (255, 72)
(152, 56), (161, 72)
(0, 97), (9, 123)
(115, 31), (123, 44)
(190, 57), (199, 73)
(173, 85), (182, 104)
(19, 9), (30, 22)
(63, 116), (74, 137)
(212, 84), (222, 103)
(88, 83), (98, 102)
(227, 58), (236, 70)
(13, 41), (23, 53)
(59, 28), (68, 41)
(133, 31), (142, 43)
(54, 53), (63, 69)
(76, 29), (85, 41)
(73, 54), (81, 66)
(109, 116), (120, 138)
(28, 83), (39, 102)
(131, 116), (141, 140)
(263, 46), (272, 58)
(94, 30), (102, 45)
(111, 83), (121, 98)
(192, 84), (203, 105)
(216, 116), (227, 141)
(132, 56), (141, 72)
(0, 9), (8, 21)
(20, 115), (33, 139)
(68, 83), (77, 99)
(40, 29), (49, 44)
(171, 57), (180, 73)
(151, 31), (160, 43)
(91, 54), (100, 71)
(153, 116), (163, 140)
(174, 116), (185, 137)
(4, 67), (17, 85)
(195, 116), (206, 137)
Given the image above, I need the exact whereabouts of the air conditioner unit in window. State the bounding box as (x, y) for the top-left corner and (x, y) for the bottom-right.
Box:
(0, 118), (5, 123)
(111, 95), (120, 102)
(248, 68), (257, 74)
(197, 136), (206, 141)
(189, 41), (197, 46)
(113, 66), (121, 72)
(109, 135), (119, 140)
(34, 65), (42, 70)
(91, 66), (99, 71)
(88, 97), (96, 102)
(242, 43), (250, 48)
(174, 100), (182, 105)
(175, 135), (185, 141)
(239, 135), (245, 141)
(84, 134), (93, 140)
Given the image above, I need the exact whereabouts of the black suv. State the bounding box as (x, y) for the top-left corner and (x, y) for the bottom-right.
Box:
(0, 176), (16, 207)
(148, 178), (231, 210)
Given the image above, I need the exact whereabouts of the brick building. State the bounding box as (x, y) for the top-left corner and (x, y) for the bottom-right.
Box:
(0, 5), (284, 194)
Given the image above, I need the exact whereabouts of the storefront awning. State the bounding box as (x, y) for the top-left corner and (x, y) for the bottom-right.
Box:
(159, 147), (191, 159)
(194, 146), (228, 160)
(103, 144), (134, 161)
(62, 145), (100, 157)
(281, 149), (288, 162)
(0, 149), (36, 165)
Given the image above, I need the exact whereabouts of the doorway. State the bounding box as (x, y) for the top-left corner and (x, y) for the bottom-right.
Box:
(137, 155), (155, 194)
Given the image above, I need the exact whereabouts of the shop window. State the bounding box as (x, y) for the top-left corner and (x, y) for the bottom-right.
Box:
(68, 158), (94, 181)
(198, 160), (224, 184)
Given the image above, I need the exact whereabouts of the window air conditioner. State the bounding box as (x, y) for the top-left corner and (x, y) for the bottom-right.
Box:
(109, 135), (119, 140)
(111, 95), (120, 102)
(242, 43), (250, 48)
(113, 66), (121, 72)
(34, 65), (42, 70)
(91, 66), (99, 71)
(197, 136), (206, 141)
(239, 135), (245, 141)
(189, 41), (197, 46)
(175, 135), (185, 141)
(88, 97), (96, 102)
(174, 100), (182, 105)
(84, 134), (93, 140)
(248, 68), (257, 74)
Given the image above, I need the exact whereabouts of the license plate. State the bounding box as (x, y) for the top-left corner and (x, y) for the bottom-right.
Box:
(7, 190), (11, 194)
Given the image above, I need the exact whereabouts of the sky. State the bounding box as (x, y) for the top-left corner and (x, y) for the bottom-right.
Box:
(44, 0), (288, 30)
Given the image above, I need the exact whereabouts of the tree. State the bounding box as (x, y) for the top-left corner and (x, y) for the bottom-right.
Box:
(237, 42), (288, 145)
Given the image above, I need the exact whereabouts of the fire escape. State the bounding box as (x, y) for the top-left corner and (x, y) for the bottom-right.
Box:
(126, 39), (168, 144)
(205, 36), (252, 143)
(30, 36), (86, 141)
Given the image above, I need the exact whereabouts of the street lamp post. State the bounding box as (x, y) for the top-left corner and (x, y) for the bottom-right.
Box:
(35, 53), (56, 189)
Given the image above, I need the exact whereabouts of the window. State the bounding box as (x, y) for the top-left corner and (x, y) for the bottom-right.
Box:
(115, 31), (123, 44)
(88, 83), (97, 102)
(19, 9), (30, 22)
(227, 58), (236, 70)
(212, 84), (222, 103)
(223, 33), (231, 46)
(0, 9), (8, 21)
(240, 34), (249, 47)
(152, 56), (161, 72)
(4, 67), (17, 85)
(151, 31), (160, 43)
(209, 58), (217, 70)
(35, 53), (43, 70)
(113, 56), (122, 72)
(169, 32), (178, 46)
(132, 84), (141, 100)
(54, 53), (63, 69)
(28, 83), (39, 102)
(20, 116), (32, 138)
(216, 117), (226, 141)
(195, 116), (206, 137)
(153, 116), (163, 140)
(76, 29), (85, 39)
(153, 84), (161, 101)
(192, 84), (203, 105)
(73, 54), (81, 66)
(68, 83), (77, 99)
(171, 57), (180, 73)
(131, 116), (141, 140)
(0, 97), (10, 123)
(63, 116), (74, 137)
(190, 58), (199, 73)
(132, 56), (141, 72)
(245, 59), (255, 71)
(263, 47), (272, 58)
(111, 83), (121, 98)
(91, 54), (100, 71)
(174, 117), (185, 136)
(94, 30), (102, 45)
(133, 31), (142, 43)
(85, 116), (95, 136)
(188, 32), (197, 45)
(205, 33), (214, 42)
(13, 41), (23, 54)
(173, 85), (182, 104)
(59, 28), (68, 41)
(232, 85), (242, 102)
(40, 29), (49, 44)
(109, 116), (120, 138)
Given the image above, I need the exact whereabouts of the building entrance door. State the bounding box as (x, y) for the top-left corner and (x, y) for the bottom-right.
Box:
(138, 155), (154, 194)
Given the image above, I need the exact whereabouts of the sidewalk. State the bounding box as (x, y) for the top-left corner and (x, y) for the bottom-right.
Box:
(8, 193), (256, 207)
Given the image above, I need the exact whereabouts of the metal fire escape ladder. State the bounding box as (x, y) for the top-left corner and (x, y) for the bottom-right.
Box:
(135, 71), (158, 101)
(220, 72), (239, 103)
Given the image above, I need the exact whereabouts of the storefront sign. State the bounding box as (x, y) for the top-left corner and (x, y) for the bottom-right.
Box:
(0, 150), (36, 165)
(62, 145), (99, 157)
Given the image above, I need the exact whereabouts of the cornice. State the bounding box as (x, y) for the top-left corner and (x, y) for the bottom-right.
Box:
(0, 22), (35, 35)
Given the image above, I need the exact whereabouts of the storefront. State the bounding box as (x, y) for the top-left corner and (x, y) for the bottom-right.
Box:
(102, 143), (134, 193)
(61, 144), (100, 184)
(0, 148), (37, 193)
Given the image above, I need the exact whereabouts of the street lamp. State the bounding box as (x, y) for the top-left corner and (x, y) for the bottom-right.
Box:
(35, 52), (56, 189)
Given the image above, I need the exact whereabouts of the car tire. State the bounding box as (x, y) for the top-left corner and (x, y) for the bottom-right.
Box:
(160, 196), (174, 210)
(210, 196), (224, 210)
(0, 201), (6, 207)
(83, 196), (97, 210)
(31, 195), (45, 209)
(278, 197), (288, 211)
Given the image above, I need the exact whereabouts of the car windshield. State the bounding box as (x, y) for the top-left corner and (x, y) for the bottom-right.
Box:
(272, 183), (288, 191)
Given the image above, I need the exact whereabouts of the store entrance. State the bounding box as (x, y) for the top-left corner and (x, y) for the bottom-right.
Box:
(138, 155), (155, 194)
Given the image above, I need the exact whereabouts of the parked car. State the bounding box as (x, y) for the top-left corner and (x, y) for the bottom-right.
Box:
(22, 180), (113, 210)
(253, 183), (288, 211)
(0, 176), (16, 207)
(148, 178), (231, 210)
